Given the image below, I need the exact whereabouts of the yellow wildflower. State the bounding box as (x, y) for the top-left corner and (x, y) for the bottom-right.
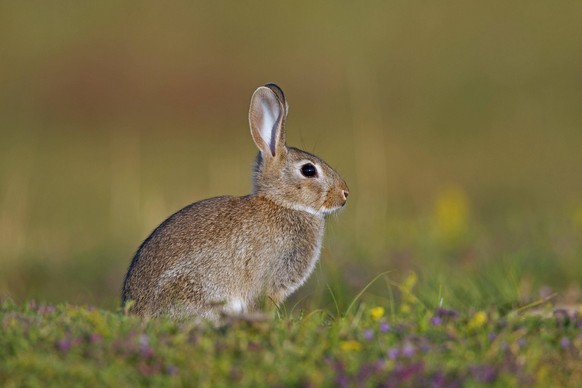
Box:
(467, 311), (487, 330)
(400, 303), (411, 314)
(402, 272), (419, 305)
(370, 307), (385, 321)
(340, 340), (362, 352)
(434, 185), (469, 242)
(403, 271), (418, 291)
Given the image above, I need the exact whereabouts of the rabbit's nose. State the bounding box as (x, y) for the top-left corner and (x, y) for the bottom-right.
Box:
(342, 190), (349, 201)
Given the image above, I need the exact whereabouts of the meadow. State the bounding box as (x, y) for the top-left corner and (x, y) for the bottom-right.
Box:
(1, 1), (582, 386)
(1, 290), (581, 386)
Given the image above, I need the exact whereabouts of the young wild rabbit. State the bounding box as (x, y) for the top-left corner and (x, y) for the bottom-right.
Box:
(122, 83), (349, 322)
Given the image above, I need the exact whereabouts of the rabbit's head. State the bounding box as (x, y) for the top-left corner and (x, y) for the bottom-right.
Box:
(249, 83), (349, 217)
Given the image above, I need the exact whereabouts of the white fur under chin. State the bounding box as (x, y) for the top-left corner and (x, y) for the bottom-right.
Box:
(287, 203), (324, 217)
(286, 203), (342, 218)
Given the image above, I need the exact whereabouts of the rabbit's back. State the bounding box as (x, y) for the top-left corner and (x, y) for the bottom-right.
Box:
(122, 195), (324, 319)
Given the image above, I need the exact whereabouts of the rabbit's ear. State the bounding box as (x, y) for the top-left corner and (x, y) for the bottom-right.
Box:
(249, 85), (286, 157)
(264, 83), (289, 117)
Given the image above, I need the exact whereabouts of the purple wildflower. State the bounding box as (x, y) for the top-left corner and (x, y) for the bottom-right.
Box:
(57, 338), (72, 352)
(356, 361), (382, 382)
(363, 329), (374, 340)
(336, 374), (350, 388)
(140, 346), (154, 358)
(487, 332), (497, 342)
(434, 308), (459, 319)
(402, 343), (416, 358)
(393, 362), (424, 381)
(420, 342), (432, 353)
(560, 337), (570, 349)
(470, 365), (497, 383)
(38, 305), (55, 314)
(431, 316), (442, 325)
(387, 347), (399, 359)
(380, 322), (390, 333)
(430, 371), (447, 388)
(139, 334), (154, 358)
(166, 365), (179, 375)
(330, 359), (350, 388)
(139, 334), (149, 347)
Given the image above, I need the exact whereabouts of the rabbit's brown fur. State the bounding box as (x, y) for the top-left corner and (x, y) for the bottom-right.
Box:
(122, 83), (348, 321)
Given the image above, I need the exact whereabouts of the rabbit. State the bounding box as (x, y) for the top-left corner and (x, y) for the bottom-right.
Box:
(121, 83), (349, 322)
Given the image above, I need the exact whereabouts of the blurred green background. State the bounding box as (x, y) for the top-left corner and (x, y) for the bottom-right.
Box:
(1, 1), (581, 311)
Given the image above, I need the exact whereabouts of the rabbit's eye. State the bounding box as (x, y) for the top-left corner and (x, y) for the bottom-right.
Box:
(301, 163), (318, 178)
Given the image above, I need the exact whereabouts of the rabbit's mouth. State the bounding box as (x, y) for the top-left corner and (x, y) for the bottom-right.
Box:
(321, 189), (348, 216)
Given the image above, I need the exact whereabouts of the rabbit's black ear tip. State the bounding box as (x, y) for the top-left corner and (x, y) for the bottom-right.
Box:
(264, 82), (283, 93)
(263, 83), (286, 103)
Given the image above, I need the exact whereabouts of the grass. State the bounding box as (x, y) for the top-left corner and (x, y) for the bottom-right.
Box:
(2, 0), (582, 308)
(1, 282), (581, 387)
